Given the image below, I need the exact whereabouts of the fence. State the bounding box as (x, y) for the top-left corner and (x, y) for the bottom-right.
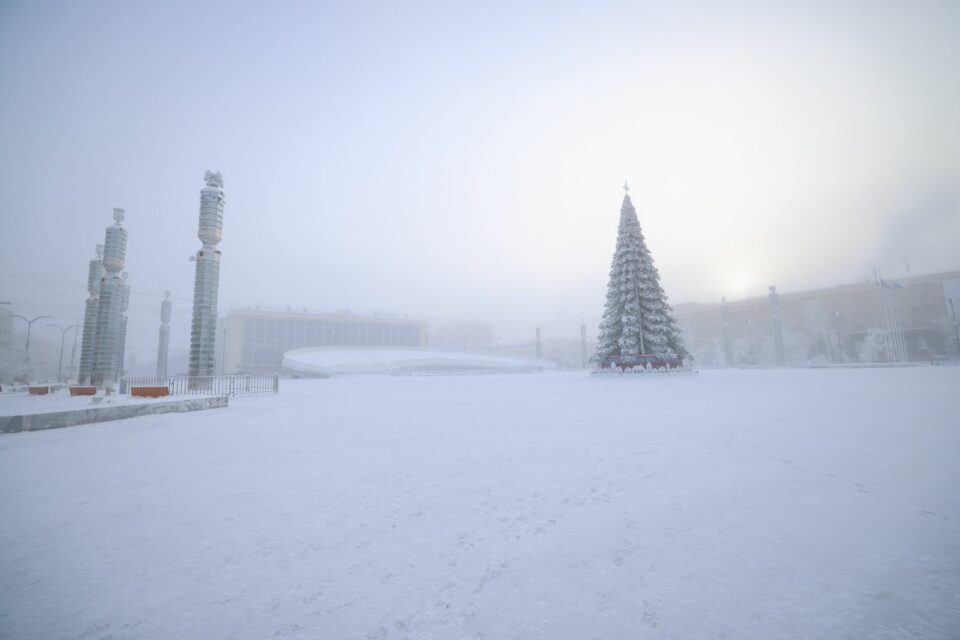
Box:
(120, 374), (279, 396)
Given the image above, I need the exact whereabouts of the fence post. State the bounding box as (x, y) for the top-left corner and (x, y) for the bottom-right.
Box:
(273, 375), (279, 393)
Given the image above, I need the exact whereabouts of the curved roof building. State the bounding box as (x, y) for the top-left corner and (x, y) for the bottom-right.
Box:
(283, 347), (549, 377)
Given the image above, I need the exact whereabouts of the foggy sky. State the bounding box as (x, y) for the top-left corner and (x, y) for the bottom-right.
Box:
(1, 0), (959, 364)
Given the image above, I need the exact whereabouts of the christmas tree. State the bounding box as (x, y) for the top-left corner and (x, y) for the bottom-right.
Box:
(595, 185), (686, 363)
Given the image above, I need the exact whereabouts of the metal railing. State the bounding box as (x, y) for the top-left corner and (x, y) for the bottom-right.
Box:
(120, 374), (279, 396)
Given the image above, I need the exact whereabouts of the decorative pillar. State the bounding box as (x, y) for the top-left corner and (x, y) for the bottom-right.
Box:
(189, 171), (225, 378)
(157, 291), (172, 377)
(78, 244), (103, 384)
(92, 209), (128, 386)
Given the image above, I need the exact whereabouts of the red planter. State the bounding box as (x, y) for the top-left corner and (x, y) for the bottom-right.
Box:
(69, 386), (97, 396)
(131, 386), (170, 398)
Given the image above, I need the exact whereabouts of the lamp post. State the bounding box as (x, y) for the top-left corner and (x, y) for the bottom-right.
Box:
(47, 324), (79, 383)
(10, 315), (53, 363)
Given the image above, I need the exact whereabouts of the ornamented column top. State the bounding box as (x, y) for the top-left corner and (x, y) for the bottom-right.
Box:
(203, 170), (224, 189)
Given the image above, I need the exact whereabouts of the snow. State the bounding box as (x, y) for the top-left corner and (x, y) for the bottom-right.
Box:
(0, 389), (165, 417)
(1, 367), (959, 639)
(283, 347), (547, 377)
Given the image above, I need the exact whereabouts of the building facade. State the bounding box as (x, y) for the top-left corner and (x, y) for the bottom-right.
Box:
(221, 309), (428, 374)
(675, 270), (960, 366)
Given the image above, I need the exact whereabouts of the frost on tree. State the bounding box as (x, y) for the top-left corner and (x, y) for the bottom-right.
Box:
(595, 187), (686, 363)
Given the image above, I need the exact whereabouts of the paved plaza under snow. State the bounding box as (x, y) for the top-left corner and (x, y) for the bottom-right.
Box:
(1, 367), (958, 639)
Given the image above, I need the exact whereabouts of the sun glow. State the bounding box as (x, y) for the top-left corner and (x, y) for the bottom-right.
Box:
(727, 271), (754, 299)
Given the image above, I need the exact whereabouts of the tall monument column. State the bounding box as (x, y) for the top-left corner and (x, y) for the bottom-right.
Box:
(78, 244), (103, 384)
(157, 291), (172, 378)
(92, 208), (128, 386)
(189, 170), (225, 378)
(114, 271), (130, 378)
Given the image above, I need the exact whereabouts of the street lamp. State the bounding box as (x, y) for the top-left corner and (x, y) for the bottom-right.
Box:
(10, 315), (53, 363)
(47, 324), (79, 383)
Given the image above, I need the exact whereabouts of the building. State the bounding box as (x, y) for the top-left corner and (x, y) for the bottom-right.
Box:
(675, 270), (960, 366)
(428, 321), (493, 352)
(221, 308), (428, 374)
(283, 347), (545, 377)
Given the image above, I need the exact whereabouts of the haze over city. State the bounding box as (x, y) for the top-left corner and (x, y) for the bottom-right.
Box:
(4, 2), (960, 639)
(2, 0), (959, 362)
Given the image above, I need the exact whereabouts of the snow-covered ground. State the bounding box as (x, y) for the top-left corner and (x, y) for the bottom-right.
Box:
(0, 389), (168, 417)
(1, 368), (958, 639)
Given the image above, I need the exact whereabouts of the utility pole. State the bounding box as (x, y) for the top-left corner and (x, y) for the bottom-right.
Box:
(11, 315), (53, 363)
(47, 324), (79, 383)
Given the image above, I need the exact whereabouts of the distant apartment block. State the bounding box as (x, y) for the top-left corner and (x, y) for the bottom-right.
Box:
(674, 270), (960, 365)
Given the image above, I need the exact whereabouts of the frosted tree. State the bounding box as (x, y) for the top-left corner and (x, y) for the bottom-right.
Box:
(595, 185), (686, 362)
